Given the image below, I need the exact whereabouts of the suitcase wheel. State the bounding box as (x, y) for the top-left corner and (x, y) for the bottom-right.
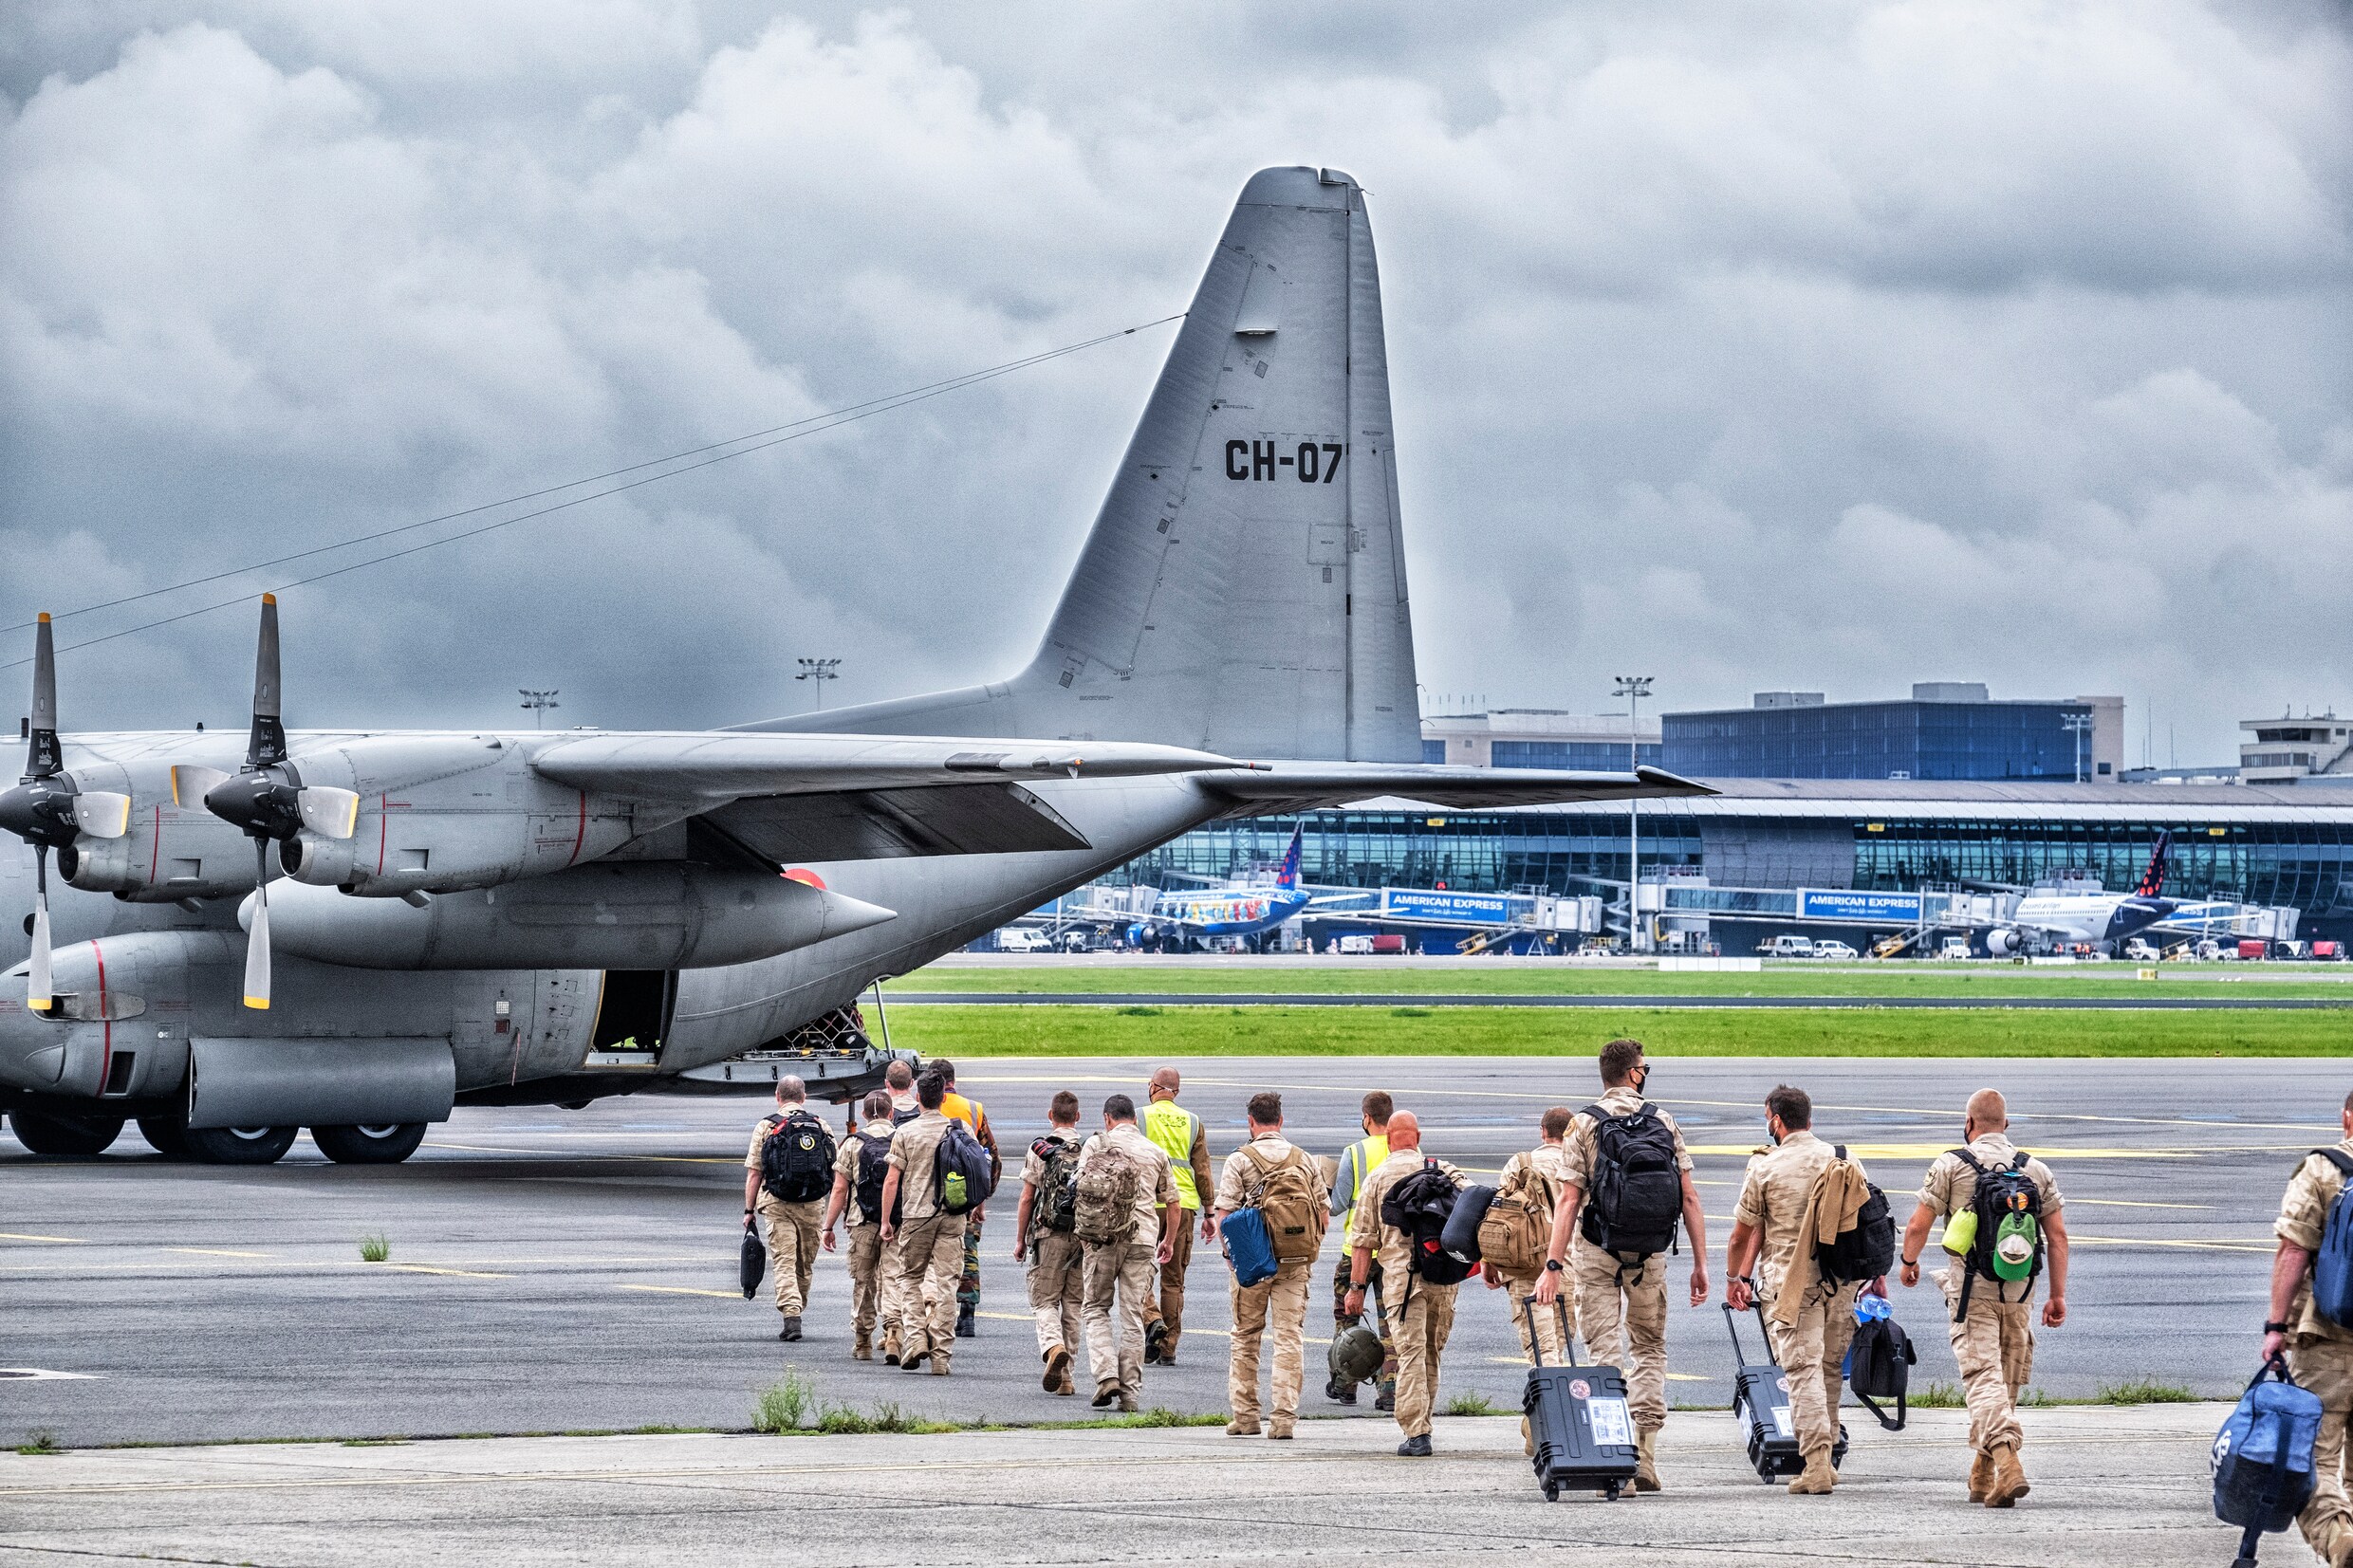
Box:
(1603, 1481), (1622, 1502)
(1543, 1483), (1560, 1503)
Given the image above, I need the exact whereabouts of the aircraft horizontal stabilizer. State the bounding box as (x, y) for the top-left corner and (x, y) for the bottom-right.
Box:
(1198, 764), (1714, 817)
(530, 733), (1250, 802)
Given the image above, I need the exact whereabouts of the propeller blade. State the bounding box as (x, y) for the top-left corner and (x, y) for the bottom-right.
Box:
(26, 613), (58, 780)
(28, 846), (51, 1009)
(296, 786), (360, 840)
(246, 594), (287, 771)
(171, 765), (230, 809)
(242, 838), (270, 1011)
(70, 790), (131, 839)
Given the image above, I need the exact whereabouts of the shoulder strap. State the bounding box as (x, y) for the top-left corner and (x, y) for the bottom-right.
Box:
(2314, 1149), (2353, 1179)
(1582, 1102), (1613, 1125)
(1834, 1144), (1846, 1160)
(1952, 1147), (1984, 1174)
(2006, 1152), (2030, 1174)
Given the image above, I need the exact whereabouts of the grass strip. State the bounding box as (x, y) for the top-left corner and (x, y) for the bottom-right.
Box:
(887, 1003), (2348, 1058)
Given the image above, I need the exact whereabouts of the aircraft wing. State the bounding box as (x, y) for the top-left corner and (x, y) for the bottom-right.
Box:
(532, 733), (1247, 802)
(1195, 763), (1714, 818)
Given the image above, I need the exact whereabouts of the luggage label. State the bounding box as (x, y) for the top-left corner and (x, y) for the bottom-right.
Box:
(1582, 1393), (1633, 1447)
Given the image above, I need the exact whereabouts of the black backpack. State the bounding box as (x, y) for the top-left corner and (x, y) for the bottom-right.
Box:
(1381, 1158), (1475, 1286)
(936, 1119), (997, 1216)
(850, 1127), (894, 1225)
(1032, 1133), (1083, 1233)
(758, 1110), (837, 1205)
(1952, 1148), (2045, 1319)
(1815, 1144), (1897, 1287)
(1579, 1101), (1683, 1259)
(1847, 1312), (1917, 1430)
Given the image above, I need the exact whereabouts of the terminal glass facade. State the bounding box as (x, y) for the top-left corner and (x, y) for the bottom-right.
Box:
(1664, 701), (2088, 781)
(1848, 818), (2353, 916)
(1129, 810), (1704, 893)
(1491, 740), (1664, 770)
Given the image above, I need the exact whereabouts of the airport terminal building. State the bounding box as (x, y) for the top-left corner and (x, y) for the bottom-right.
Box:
(1121, 779), (2353, 947)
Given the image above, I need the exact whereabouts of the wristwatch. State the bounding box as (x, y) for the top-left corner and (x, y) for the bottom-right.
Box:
(2265, 1320), (2290, 1335)
(1544, 1259), (1565, 1274)
(1899, 1255), (1918, 1268)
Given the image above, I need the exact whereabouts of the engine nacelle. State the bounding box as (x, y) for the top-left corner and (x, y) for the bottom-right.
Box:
(1985, 929), (2021, 957)
(58, 833), (139, 894)
(254, 863), (895, 970)
(280, 831), (358, 888)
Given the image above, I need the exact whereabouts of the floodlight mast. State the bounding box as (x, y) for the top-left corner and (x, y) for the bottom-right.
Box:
(2063, 710), (2093, 784)
(1613, 674), (1655, 951)
(796, 657), (842, 712)
(518, 690), (559, 730)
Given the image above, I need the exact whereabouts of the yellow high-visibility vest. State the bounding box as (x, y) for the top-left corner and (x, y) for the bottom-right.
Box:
(1144, 1099), (1202, 1211)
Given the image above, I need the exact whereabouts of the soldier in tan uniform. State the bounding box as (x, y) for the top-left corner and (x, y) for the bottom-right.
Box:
(820, 1089), (900, 1360)
(1210, 1091), (1329, 1439)
(1075, 1094), (1179, 1411)
(879, 1072), (964, 1375)
(1899, 1088), (2069, 1509)
(1485, 1107), (1574, 1364)
(2260, 1090), (2353, 1567)
(1012, 1090), (1088, 1395)
(1725, 1084), (1869, 1495)
(1344, 1109), (1463, 1457)
(1535, 1040), (1710, 1492)
(741, 1076), (826, 1343)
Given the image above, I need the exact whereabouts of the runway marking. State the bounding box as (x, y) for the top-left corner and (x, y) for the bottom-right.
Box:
(0, 1232), (87, 1244)
(167, 1248), (272, 1259)
(1481, 1359), (1708, 1380)
(388, 1264), (514, 1280)
(1683, 1144), (2201, 1161)
(424, 1139), (738, 1165)
(2066, 1197), (2217, 1211)
(2066, 1233), (2274, 1254)
(618, 1285), (741, 1301)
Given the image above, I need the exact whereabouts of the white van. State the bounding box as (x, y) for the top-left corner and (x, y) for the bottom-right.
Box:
(996, 928), (1052, 953)
(1812, 939), (1859, 960)
(1758, 934), (1816, 958)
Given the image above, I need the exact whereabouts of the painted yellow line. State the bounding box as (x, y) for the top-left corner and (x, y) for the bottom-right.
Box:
(388, 1264), (514, 1280)
(2066, 1197), (2216, 1211)
(423, 1140), (739, 1165)
(2066, 1233), (2273, 1254)
(0, 1232), (87, 1244)
(167, 1248), (272, 1259)
(618, 1284), (740, 1301)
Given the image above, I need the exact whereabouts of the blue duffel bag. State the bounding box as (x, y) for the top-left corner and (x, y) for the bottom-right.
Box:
(1221, 1207), (1278, 1288)
(2213, 1356), (2323, 1567)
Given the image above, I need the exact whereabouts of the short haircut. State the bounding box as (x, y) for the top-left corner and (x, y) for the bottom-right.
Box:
(917, 1072), (947, 1110)
(774, 1075), (807, 1104)
(1361, 1091), (1394, 1125)
(1766, 1084), (1812, 1130)
(885, 1060), (914, 1090)
(1050, 1090), (1081, 1124)
(1247, 1091), (1283, 1126)
(862, 1089), (892, 1119)
(1598, 1038), (1645, 1086)
(932, 1057), (958, 1086)
(1541, 1106), (1573, 1140)
(1103, 1093), (1137, 1123)
(2344, 1088), (2353, 1115)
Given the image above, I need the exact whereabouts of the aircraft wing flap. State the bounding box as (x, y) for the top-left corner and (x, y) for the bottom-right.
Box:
(1197, 764), (1714, 816)
(702, 783), (1089, 863)
(531, 731), (1243, 802)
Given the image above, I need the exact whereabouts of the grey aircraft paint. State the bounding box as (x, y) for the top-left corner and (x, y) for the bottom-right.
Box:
(0, 168), (1704, 1155)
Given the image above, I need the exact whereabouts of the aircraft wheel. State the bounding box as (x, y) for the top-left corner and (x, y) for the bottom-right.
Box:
(181, 1125), (299, 1165)
(8, 1108), (126, 1157)
(310, 1123), (426, 1165)
(138, 1116), (195, 1159)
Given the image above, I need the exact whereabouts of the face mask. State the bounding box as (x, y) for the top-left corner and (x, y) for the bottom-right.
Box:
(1765, 1118), (1783, 1146)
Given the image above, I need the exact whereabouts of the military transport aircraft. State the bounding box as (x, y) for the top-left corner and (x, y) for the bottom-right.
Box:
(0, 166), (1706, 1166)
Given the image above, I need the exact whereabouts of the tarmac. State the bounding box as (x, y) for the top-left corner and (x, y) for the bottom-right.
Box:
(0, 1405), (2252, 1566)
(1, 1057), (2332, 1452)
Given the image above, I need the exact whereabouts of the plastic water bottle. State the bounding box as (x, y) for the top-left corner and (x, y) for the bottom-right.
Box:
(1854, 1290), (1892, 1324)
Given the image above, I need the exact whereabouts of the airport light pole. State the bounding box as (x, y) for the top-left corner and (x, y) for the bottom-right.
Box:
(2063, 710), (2093, 784)
(797, 657), (842, 712)
(518, 690), (559, 730)
(1613, 674), (1654, 951)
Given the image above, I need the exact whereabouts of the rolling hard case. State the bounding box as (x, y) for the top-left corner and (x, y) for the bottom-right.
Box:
(1722, 1301), (1847, 1484)
(1520, 1295), (1640, 1503)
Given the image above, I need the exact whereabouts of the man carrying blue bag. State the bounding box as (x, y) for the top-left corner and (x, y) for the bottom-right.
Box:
(1213, 1091), (1329, 1440)
(2215, 1358), (2325, 1567)
(2256, 1089), (2353, 1568)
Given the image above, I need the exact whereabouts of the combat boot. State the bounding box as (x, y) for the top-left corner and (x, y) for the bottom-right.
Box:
(1395, 1434), (1432, 1457)
(1053, 1366), (1076, 1396)
(1043, 1344), (1071, 1393)
(1968, 1449), (1993, 1503)
(955, 1303), (976, 1338)
(1325, 1375), (1357, 1405)
(852, 1333), (872, 1362)
(1225, 1417), (1261, 1437)
(1268, 1418), (1294, 1440)
(1374, 1381), (1396, 1413)
(778, 1317), (803, 1342)
(1634, 1429), (1661, 1493)
(1788, 1451), (1837, 1495)
(1987, 1444), (2029, 1507)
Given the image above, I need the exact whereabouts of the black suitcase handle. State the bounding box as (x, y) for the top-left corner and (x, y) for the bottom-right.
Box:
(1519, 1293), (1581, 1369)
(1721, 1299), (1782, 1369)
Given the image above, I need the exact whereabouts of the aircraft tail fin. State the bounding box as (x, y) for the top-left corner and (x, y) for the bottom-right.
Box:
(2135, 831), (2172, 897)
(755, 167), (1420, 763)
(1274, 824), (1304, 890)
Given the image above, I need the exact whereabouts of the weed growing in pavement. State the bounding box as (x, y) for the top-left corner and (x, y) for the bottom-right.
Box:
(14, 1430), (62, 1455)
(1444, 1392), (1502, 1416)
(752, 1368), (817, 1433)
(2093, 1378), (2197, 1405)
(1911, 1381), (1965, 1408)
(359, 1233), (390, 1264)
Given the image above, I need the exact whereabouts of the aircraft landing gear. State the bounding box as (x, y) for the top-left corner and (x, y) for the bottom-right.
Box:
(139, 1116), (195, 1159)
(310, 1123), (426, 1165)
(7, 1107), (126, 1157)
(181, 1125), (299, 1165)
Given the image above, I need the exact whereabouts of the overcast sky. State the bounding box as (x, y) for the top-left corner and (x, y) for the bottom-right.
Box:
(3, 2), (2347, 763)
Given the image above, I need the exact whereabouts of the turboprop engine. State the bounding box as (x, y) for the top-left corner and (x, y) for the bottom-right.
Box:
(250, 862), (895, 970)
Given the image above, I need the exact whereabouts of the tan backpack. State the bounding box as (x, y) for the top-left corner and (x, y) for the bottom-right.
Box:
(1240, 1143), (1321, 1262)
(1477, 1158), (1556, 1276)
(1074, 1138), (1144, 1245)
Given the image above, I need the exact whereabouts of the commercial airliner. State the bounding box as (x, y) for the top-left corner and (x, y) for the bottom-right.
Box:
(1983, 832), (2177, 955)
